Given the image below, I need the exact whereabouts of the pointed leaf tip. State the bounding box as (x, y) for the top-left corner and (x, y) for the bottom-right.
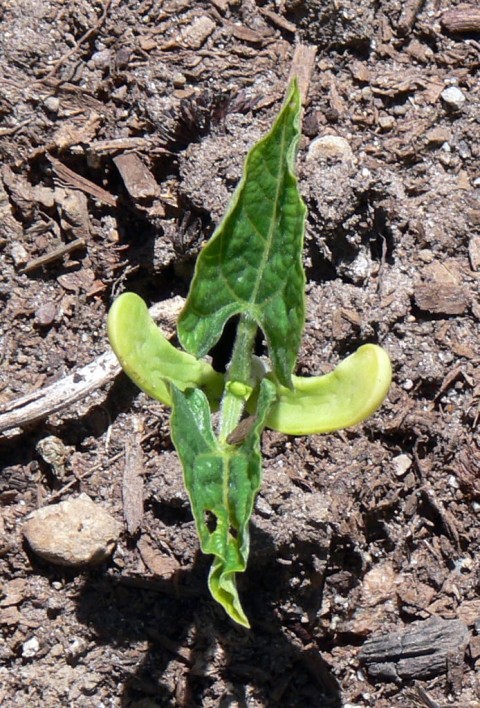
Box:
(178, 81), (306, 388)
(170, 380), (276, 627)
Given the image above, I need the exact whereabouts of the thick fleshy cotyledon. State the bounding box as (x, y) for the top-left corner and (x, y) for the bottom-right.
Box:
(107, 80), (392, 627)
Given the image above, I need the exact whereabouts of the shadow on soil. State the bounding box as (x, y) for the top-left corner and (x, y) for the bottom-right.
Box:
(75, 523), (342, 707)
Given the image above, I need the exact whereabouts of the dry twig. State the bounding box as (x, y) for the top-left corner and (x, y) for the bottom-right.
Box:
(0, 297), (184, 435)
(48, 154), (118, 208)
(22, 238), (86, 273)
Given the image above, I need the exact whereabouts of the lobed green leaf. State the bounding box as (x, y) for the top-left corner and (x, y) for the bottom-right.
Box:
(177, 80), (306, 388)
(170, 379), (276, 627)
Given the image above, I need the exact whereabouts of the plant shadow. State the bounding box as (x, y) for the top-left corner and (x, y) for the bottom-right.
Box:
(75, 523), (342, 707)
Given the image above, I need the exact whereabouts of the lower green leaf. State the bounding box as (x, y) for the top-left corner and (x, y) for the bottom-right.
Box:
(170, 379), (276, 627)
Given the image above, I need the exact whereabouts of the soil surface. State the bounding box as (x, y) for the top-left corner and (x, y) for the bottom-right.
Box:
(1, 1), (480, 706)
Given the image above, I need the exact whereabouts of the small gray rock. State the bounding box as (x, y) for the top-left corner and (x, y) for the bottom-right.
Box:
(23, 494), (120, 567)
(441, 86), (466, 110)
(44, 96), (60, 113)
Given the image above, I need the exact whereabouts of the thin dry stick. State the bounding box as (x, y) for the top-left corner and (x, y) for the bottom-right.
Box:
(0, 297), (185, 435)
(22, 238), (86, 273)
(0, 118), (34, 137)
(47, 449), (124, 503)
(122, 415), (145, 535)
(48, 155), (118, 207)
(47, 427), (159, 504)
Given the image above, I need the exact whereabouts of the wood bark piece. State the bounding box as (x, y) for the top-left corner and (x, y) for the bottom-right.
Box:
(414, 262), (470, 315)
(113, 153), (159, 201)
(414, 283), (469, 315)
(397, 0), (425, 35)
(88, 138), (164, 154)
(359, 616), (470, 682)
(441, 5), (480, 34)
(288, 44), (317, 104)
(0, 297), (185, 436)
(137, 536), (181, 578)
(228, 22), (272, 44)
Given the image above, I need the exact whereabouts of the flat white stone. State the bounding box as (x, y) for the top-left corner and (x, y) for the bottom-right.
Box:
(307, 135), (354, 164)
(23, 493), (120, 567)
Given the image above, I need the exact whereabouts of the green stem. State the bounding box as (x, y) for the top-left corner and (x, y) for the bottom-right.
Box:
(218, 315), (257, 443)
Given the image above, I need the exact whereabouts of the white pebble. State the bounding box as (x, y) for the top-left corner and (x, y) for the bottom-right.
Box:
(44, 96), (59, 113)
(22, 637), (40, 658)
(392, 454), (412, 477)
(10, 243), (29, 266)
(441, 87), (466, 110)
(447, 475), (459, 489)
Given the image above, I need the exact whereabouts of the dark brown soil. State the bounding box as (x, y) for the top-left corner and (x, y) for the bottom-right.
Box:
(1, 1), (479, 706)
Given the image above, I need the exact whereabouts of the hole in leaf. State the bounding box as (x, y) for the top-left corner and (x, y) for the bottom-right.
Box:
(209, 317), (265, 373)
(229, 526), (238, 540)
(209, 315), (239, 373)
(204, 510), (217, 534)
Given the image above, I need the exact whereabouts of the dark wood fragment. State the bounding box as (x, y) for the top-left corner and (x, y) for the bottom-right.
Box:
(144, 626), (192, 665)
(359, 616), (470, 682)
(226, 415), (257, 445)
(260, 7), (297, 33)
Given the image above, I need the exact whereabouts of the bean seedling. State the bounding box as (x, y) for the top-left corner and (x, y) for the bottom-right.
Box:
(107, 80), (392, 627)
